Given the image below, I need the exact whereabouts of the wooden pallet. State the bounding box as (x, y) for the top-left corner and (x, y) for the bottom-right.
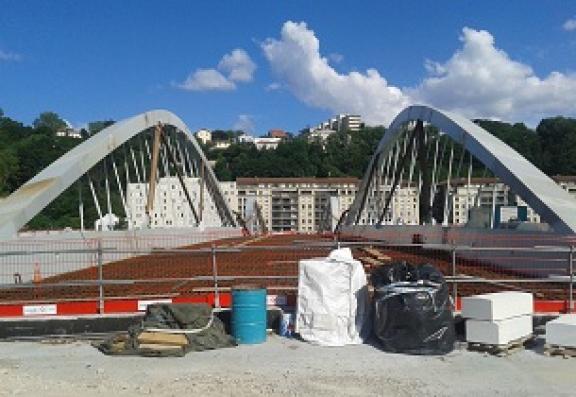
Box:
(361, 247), (392, 262)
(359, 256), (383, 267)
(544, 344), (576, 358)
(467, 335), (532, 357)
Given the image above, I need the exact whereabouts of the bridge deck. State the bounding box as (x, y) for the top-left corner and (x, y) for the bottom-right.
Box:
(0, 233), (570, 307)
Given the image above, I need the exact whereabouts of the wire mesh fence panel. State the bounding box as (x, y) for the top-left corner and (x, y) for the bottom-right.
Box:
(0, 238), (99, 284)
(0, 232), (574, 312)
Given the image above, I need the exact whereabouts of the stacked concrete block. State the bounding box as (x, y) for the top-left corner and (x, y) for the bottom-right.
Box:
(546, 314), (576, 348)
(462, 292), (533, 345)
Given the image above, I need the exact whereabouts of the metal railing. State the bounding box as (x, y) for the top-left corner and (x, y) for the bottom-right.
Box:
(0, 238), (574, 314)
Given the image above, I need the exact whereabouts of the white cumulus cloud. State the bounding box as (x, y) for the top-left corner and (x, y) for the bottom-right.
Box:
(179, 69), (236, 91)
(218, 49), (256, 83)
(563, 17), (576, 31)
(233, 114), (255, 133)
(413, 27), (576, 123)
(262, 21), (576, 126)
(177, 49), (256, 91)
(261, 21), (410, 126)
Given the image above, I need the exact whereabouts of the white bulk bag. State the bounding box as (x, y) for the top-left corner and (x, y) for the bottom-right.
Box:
(296, 247), (369, 346)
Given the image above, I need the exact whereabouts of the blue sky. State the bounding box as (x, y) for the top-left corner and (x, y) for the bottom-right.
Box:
(0, 1), (575, 134)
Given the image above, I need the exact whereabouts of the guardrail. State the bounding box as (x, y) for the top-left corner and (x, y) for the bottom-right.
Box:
(0, 239), (574, 315)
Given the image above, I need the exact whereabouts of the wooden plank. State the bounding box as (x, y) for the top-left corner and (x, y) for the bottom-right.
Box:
(138, 343), (185, 353)
(467, 335), (532, 357)
(361, 247), (392, 262)
(359, 256), (383, 267)
(137, 331), (188, 346)
(544, 344), (576, 358)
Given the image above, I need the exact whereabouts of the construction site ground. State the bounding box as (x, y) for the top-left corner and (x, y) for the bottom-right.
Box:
(1, 334), (574, 397)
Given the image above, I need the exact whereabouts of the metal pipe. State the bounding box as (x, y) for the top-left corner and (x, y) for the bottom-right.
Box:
(570, 245), (574, 313)
(103, 159), (113, 226)
(465, 153), (473, 223)
(378, 124), (421, 225)
(129, 145), (142, 183)
(442, 143), (454, 225)
(97, 239), (104, 314)
(452, 244), (457, 308)
(3, 276), (569, 292)
(110, 153), (130, 221)
(211, 244), (220, 308)
(78, 180), (84, 232)
(88, 172), (103, 225)
(146, 123), (162, 216)
(159, 130), (200, 224)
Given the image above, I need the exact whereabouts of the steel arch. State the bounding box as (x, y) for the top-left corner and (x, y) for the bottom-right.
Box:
(345, 105), (576, 234)
(0, 110), (236, 239)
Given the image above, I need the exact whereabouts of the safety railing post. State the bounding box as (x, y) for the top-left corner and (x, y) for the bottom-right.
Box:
(569, 245), (574, 313)
(211, 244), (220, 309)
(452, 244), (457, 310)
(97, 239), (104, 314)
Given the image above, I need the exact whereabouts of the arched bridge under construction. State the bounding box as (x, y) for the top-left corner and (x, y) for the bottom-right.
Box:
(1, 105), (575, 241)
(344, 105), (576, 235)
(0, 110), (237, 240)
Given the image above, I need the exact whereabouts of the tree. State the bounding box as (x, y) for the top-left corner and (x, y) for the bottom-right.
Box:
(0, 149), (18, 195)
(33, 111), (67, 133)
(475, 120), (542, 169)
(88, 120), (115, 135)
(537, 117), (576, 175)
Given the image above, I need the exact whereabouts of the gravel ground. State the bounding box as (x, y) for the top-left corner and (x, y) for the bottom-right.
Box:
(0, 335), (575, 396)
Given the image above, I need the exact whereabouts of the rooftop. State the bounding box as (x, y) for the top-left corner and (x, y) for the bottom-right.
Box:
(237, 177), (360, 185)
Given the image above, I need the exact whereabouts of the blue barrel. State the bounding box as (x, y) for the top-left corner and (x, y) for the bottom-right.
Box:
(231, 286), (267, 344)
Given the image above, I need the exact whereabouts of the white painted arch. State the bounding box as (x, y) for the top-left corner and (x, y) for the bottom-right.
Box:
(346, 105), (576, 234)
(0, 110), (237, 240)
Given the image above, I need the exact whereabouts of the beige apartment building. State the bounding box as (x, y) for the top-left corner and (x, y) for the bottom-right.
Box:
(448, 176), (576, 226)
(126, 177), (222, 229)
(125, 176), (576, 232)
(234, 177), (358, 233)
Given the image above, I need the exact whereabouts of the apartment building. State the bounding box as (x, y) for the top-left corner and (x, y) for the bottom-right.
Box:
(268, 129), (289, 139)
(56, 127), (82, 139)
(450, 178), (541, 226)
(554, 175), (576, 200)
(195, 129), (212, 145)
(126, 177), (222, 229)
(307, 128), (336, 144)
(359, 185), (420, 226)
(306, 114), (365, 143)
(234, 178), (358, 232)
(339, 114), (362, 132)
(125, 175), (576, 232)
(236, 134), (282, 150)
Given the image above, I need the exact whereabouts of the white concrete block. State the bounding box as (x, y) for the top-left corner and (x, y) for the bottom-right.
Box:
(466, 315), (532, 345)
(546, 314), (576, 348)
(461, 292), (533, 321)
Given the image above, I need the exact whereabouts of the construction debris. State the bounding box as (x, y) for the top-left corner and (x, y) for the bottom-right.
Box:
(372, 262), (455, 355)
(95, 303), (235, 357)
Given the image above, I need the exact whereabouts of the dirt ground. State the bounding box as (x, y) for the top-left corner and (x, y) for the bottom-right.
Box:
(1, 335), (575, 397)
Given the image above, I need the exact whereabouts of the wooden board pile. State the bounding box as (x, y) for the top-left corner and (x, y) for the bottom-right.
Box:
(136, 331), (189, 355)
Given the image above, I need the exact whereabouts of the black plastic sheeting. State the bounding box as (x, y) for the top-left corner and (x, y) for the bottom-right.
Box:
(372, 262), (455, 355)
